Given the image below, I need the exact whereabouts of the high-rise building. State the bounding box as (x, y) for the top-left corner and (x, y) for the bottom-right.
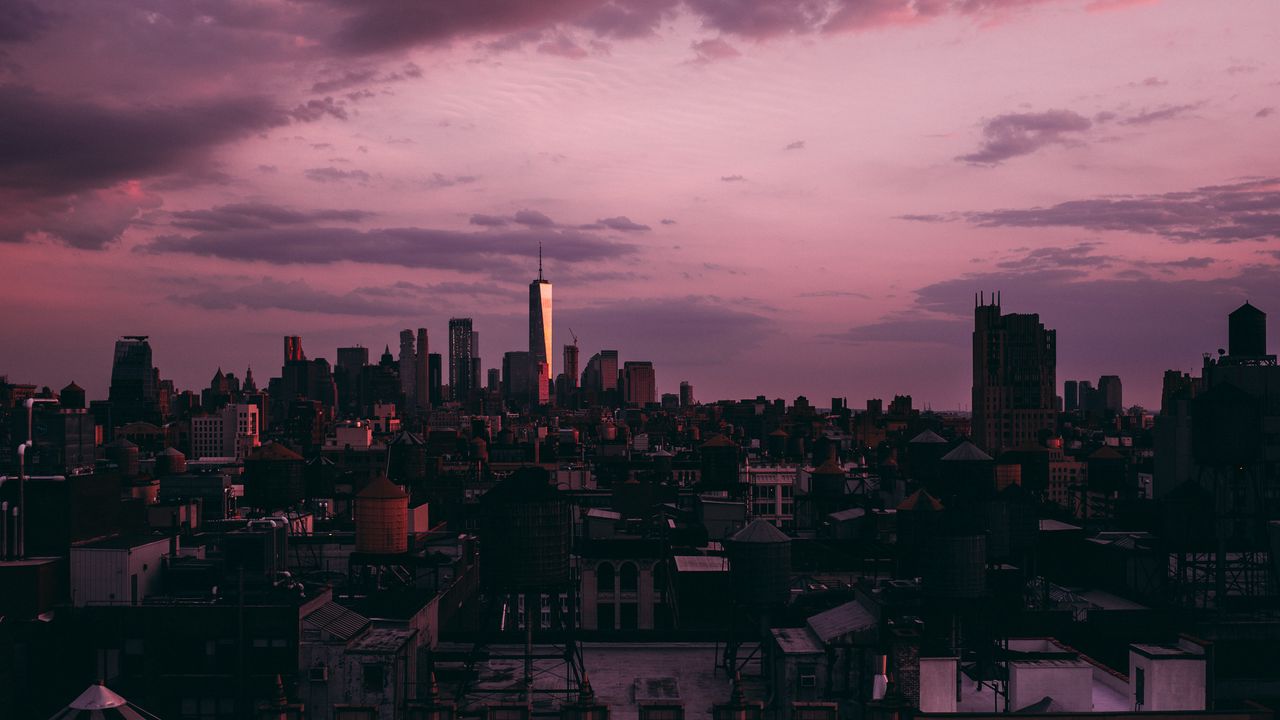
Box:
(448, 318), (474, 402)
(398, 329), (416, 404)
(1063, 380), (1079, 413)
(109, 336), (160, 425)
(191, 403), (260, 460)
(415, 328), (430, 411)
(487, 368), (500, 392)
(336, 346), (368, 416)
(428, 353), (443, 406)
(1098, 375), (1123, 414)
(581, 350), (619, 396)
(503, 351), (533, 405)
(284, 336), (305, 363)
(620, 361), (656, 406)
(680, 381), (695, 407)
(530, 248), (553, 382)
(972, 294), (1056, 455)
(563, 344), (579, 389)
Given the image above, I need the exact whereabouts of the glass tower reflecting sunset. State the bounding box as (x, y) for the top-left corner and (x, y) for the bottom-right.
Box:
(529, 247), (553, 389)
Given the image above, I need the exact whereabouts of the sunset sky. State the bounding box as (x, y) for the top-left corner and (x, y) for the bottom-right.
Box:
(2, 0), (1279, 409)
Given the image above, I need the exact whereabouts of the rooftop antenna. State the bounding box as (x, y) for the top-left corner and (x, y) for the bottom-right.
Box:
(538, 241), (543, 281)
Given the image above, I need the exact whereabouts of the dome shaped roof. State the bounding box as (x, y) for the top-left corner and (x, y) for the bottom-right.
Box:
(248, 442), (303, 461)
(730, 518), (791, 544)
(941, 441), (993, 462)
(357, 475), (408, 500)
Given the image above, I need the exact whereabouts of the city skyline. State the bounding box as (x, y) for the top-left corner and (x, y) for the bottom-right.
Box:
(3, 0), (1280, 407)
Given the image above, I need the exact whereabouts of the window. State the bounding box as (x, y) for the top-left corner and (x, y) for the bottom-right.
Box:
(1134, 666), (1145, 709)
(619, 562), (638, 593)
(597, 603), (615, 630)
(363, 663), (385, 692)
(620, 603), (638, 630)
(596, 562), (615, 594)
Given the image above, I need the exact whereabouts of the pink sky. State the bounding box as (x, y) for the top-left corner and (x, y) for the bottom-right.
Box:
(2, 0), (1279, 409)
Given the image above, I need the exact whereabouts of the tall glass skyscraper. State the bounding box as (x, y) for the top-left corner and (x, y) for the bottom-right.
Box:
(448, 318), (474, 402)
(529, 250), (553, 381)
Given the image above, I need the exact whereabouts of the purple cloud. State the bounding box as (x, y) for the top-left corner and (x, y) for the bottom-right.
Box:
(965, 177), (1280, 242)
(958, 109), (1092, 165)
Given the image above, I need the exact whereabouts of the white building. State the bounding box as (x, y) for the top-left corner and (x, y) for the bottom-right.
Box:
(191, 403), (260, 460)
(70, 535), (171, 606)
(745, 464), (799, 532)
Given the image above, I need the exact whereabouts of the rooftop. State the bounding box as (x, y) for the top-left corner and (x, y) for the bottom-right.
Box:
(348, 627), (416, 654)
(673, 555), (730, 573)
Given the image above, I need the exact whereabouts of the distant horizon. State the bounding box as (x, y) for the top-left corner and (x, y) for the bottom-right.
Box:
(3, 0), (1278, 410)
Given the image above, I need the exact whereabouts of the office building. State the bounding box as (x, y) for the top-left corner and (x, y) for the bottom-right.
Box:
(680, 381), (695, 407)
(448, 318), (474, 402)
(398, 329), (416, 405)
(108, 336), (160, 425)
(191, 403), (260, 460)
(530, 251), (554, 385)
(415, 328), (430, 411)
(620, 361), (656, 406)
(1063, 380), (1078, 413)
(428, 353), (443, 406)
(972, 294), (1056, 455)
(582, 350), (619, 401)
(283, 335), (304, 363)
(503, 351), (533, 405)
(1098, 375), (1123, 414)
(336, 346), (368, 416)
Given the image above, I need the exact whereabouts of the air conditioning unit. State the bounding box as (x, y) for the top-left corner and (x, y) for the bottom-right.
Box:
(800, 674), (817, 688)
(309, 665), (329, 682)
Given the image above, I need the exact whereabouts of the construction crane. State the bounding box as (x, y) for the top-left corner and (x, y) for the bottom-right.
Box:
(569, 328), (579, 347)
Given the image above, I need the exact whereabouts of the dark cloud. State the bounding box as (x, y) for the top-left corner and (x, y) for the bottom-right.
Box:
(425, 173), (480, 188)
(0, 85), (286, 198)
(895, 213), (952, 223)
(514, 209), (556, 227)
(321, 0), (1074, 56)
(170, 203), (375, 232)
(785, 140), (806, 150)
(721, 174), (747, 182)
(0, 1), (53, 43)
(290, 96), (349, 122)
(1257, 107), (1275, 119)
(304, 167), (372, 183)
(141, 225), (639, 274)
(966, 177), (1280, 242)
(470, 213), (510, 227)
(661, 218), (677, 225)
(958, 109), (1091, 165)
(594, 216), (651, 232)
(995, 242), (1112, 270)
(1118, 102), (1200, 126)
(310, 69), (378, 93)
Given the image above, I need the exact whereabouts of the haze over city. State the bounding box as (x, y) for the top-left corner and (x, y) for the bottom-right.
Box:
(3, 0), (1280, 407)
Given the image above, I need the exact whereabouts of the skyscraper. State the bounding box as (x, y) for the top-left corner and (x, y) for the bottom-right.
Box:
(680, 381), (695, 407)
(109, 336), (160, 425)
(415, 328), (430, 411)
(399, 329), (416, 404)
(1063, 380), (1079, 413)
(620, 361), (656, 406)
(530, 247), (553, 387)
(428, 353), (443, 406)
(283, 336), (304, 363)
(563, 344), (579, 390)
(972, 293), (1056, 455)
(448, 318), (474, 402)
